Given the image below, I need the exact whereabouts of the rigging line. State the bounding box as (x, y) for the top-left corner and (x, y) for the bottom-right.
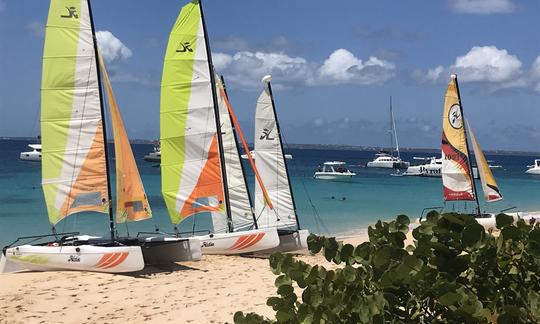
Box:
(280, 129), (330, 235)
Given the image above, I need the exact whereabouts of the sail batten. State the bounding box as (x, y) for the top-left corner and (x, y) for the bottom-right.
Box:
(441, 75), (475, 202)
(41, 0), (109, 225)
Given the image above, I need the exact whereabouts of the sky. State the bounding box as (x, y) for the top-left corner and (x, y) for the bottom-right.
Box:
(1, 0), (539, 151)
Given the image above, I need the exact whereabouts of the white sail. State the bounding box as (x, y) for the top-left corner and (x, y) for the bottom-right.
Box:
(254, 78), (297, 230)
(216, 77), (255, 231)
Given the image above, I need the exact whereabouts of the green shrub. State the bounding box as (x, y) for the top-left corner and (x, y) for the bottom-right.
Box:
(234, 213), (540, 323)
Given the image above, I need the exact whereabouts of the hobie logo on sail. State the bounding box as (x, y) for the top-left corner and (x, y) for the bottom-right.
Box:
(176, 42), (193, 53)
(259, 128), (275, 141)
(60, 6), (78, 19)
(448, 104), (463, 129)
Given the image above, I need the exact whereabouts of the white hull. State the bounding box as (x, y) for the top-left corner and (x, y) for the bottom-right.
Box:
(198, 228), (280, 255)
(1, 245), (144, 273)
(143, 152), (161, 162)
(313, 172), (355, 181)
(257, 229), (310, 254)
(366, 161), (410, 169)
(19, 152), (41, 161)
(526, 167), (540, 175)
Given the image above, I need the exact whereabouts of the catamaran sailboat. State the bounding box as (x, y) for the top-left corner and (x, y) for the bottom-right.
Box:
(440, 74), (504, 228)
(367, 97), (409, 169)
(1, 0), (199, 274)
(313, 161), (356, 181)
(159, 0), (280, 255)
(251, 75), (310, 252)
(526, 160), (540, 174)
(19, 144), (42, 161)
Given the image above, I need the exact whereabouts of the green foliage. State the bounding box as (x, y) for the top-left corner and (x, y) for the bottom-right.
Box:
(234, 213), (540, 323)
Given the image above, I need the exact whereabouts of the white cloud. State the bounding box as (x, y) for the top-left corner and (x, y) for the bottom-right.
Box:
(450, 0), (515, 14)
(414, 46), (522, 85)
(96, 30), (132, 62)
(214, 48), (396, 89)
(215, 51), (313, 89)
(317, 49), (395, 85)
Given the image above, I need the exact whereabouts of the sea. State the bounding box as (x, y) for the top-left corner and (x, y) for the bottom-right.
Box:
(1, 139), (539, 248)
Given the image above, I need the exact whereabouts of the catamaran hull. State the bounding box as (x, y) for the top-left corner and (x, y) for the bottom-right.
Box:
(1, 245), (144, 273)
(139, 237), (201, 264)
(257, 229), (310, 254)
(198, 228), (280, 255)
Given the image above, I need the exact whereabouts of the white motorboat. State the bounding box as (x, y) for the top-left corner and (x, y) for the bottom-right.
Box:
(526, 159), (540, 174)
(367, 151), (409, 169)
(367, 97), (410, 169)
(241, 150), (292, 160)
(314, 161), (356, 181)
(143, 143), (161, 162)
(19, 144), (41, 161)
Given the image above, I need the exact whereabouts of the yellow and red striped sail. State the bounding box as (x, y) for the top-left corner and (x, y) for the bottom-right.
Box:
(441, 75), (475, 201)
(467, 123), (503, 202)
(98, 52), (152, 222)
(160, 0), (227, 229)
(41, 0), (108, 225)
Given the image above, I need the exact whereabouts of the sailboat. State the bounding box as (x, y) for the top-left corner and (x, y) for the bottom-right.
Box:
(1, 0), (200, 273)
(367, 97), (409, 170)
(252, 75), (310, 252)
(440, 74), (505, 228)
(159, 0), (280, 255)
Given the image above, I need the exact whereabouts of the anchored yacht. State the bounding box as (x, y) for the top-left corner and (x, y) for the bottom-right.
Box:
(526, 159), (540, 174)
(19, 144), (42, 161)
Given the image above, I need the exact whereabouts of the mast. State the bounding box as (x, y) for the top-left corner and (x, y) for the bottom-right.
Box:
(264, 78), (301, 230)
(391, 96), (401, 159)
(220, 76), (258, 229)
(199, 0), (233, 232)
(453, 75), (481, 216)
(87, 0), (115, 240)
(389, 96), (394, 157)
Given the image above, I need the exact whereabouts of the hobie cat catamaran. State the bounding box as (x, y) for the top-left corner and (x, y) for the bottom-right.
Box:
(440, 74), (504, 227)
(160, 0), (280, 254)
(1, 0), (199, 274)
(252, 75), (310, 252)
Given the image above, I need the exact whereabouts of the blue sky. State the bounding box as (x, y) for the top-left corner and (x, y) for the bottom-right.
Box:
(1, 0), (539, 151)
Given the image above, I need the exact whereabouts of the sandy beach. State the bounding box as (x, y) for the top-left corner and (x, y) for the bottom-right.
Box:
(0, 233), (398, 324)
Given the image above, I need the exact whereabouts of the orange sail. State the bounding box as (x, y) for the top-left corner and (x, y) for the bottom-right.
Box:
(98, 52), (152, 223)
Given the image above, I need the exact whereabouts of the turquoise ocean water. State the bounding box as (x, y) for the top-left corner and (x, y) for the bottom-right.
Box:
(1, 139), (539, 248)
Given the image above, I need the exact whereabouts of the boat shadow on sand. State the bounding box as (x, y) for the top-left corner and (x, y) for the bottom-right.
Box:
(125, 262), (205, 278)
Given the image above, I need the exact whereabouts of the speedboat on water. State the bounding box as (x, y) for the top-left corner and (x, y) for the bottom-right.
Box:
(143, 142), (161, 162)
(241, 150), (292, 160)
(314, 161), (356, 181)
(19, 144), (41, 161)
(526, 159), (540, 174)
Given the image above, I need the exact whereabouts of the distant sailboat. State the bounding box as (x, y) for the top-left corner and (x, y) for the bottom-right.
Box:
(159, 0), (280, 254)
(367, 97), (410, 170)
(253, 75), (310, 252)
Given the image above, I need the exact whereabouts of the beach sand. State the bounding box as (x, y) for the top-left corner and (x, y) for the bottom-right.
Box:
(0, 233), (413, 324)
